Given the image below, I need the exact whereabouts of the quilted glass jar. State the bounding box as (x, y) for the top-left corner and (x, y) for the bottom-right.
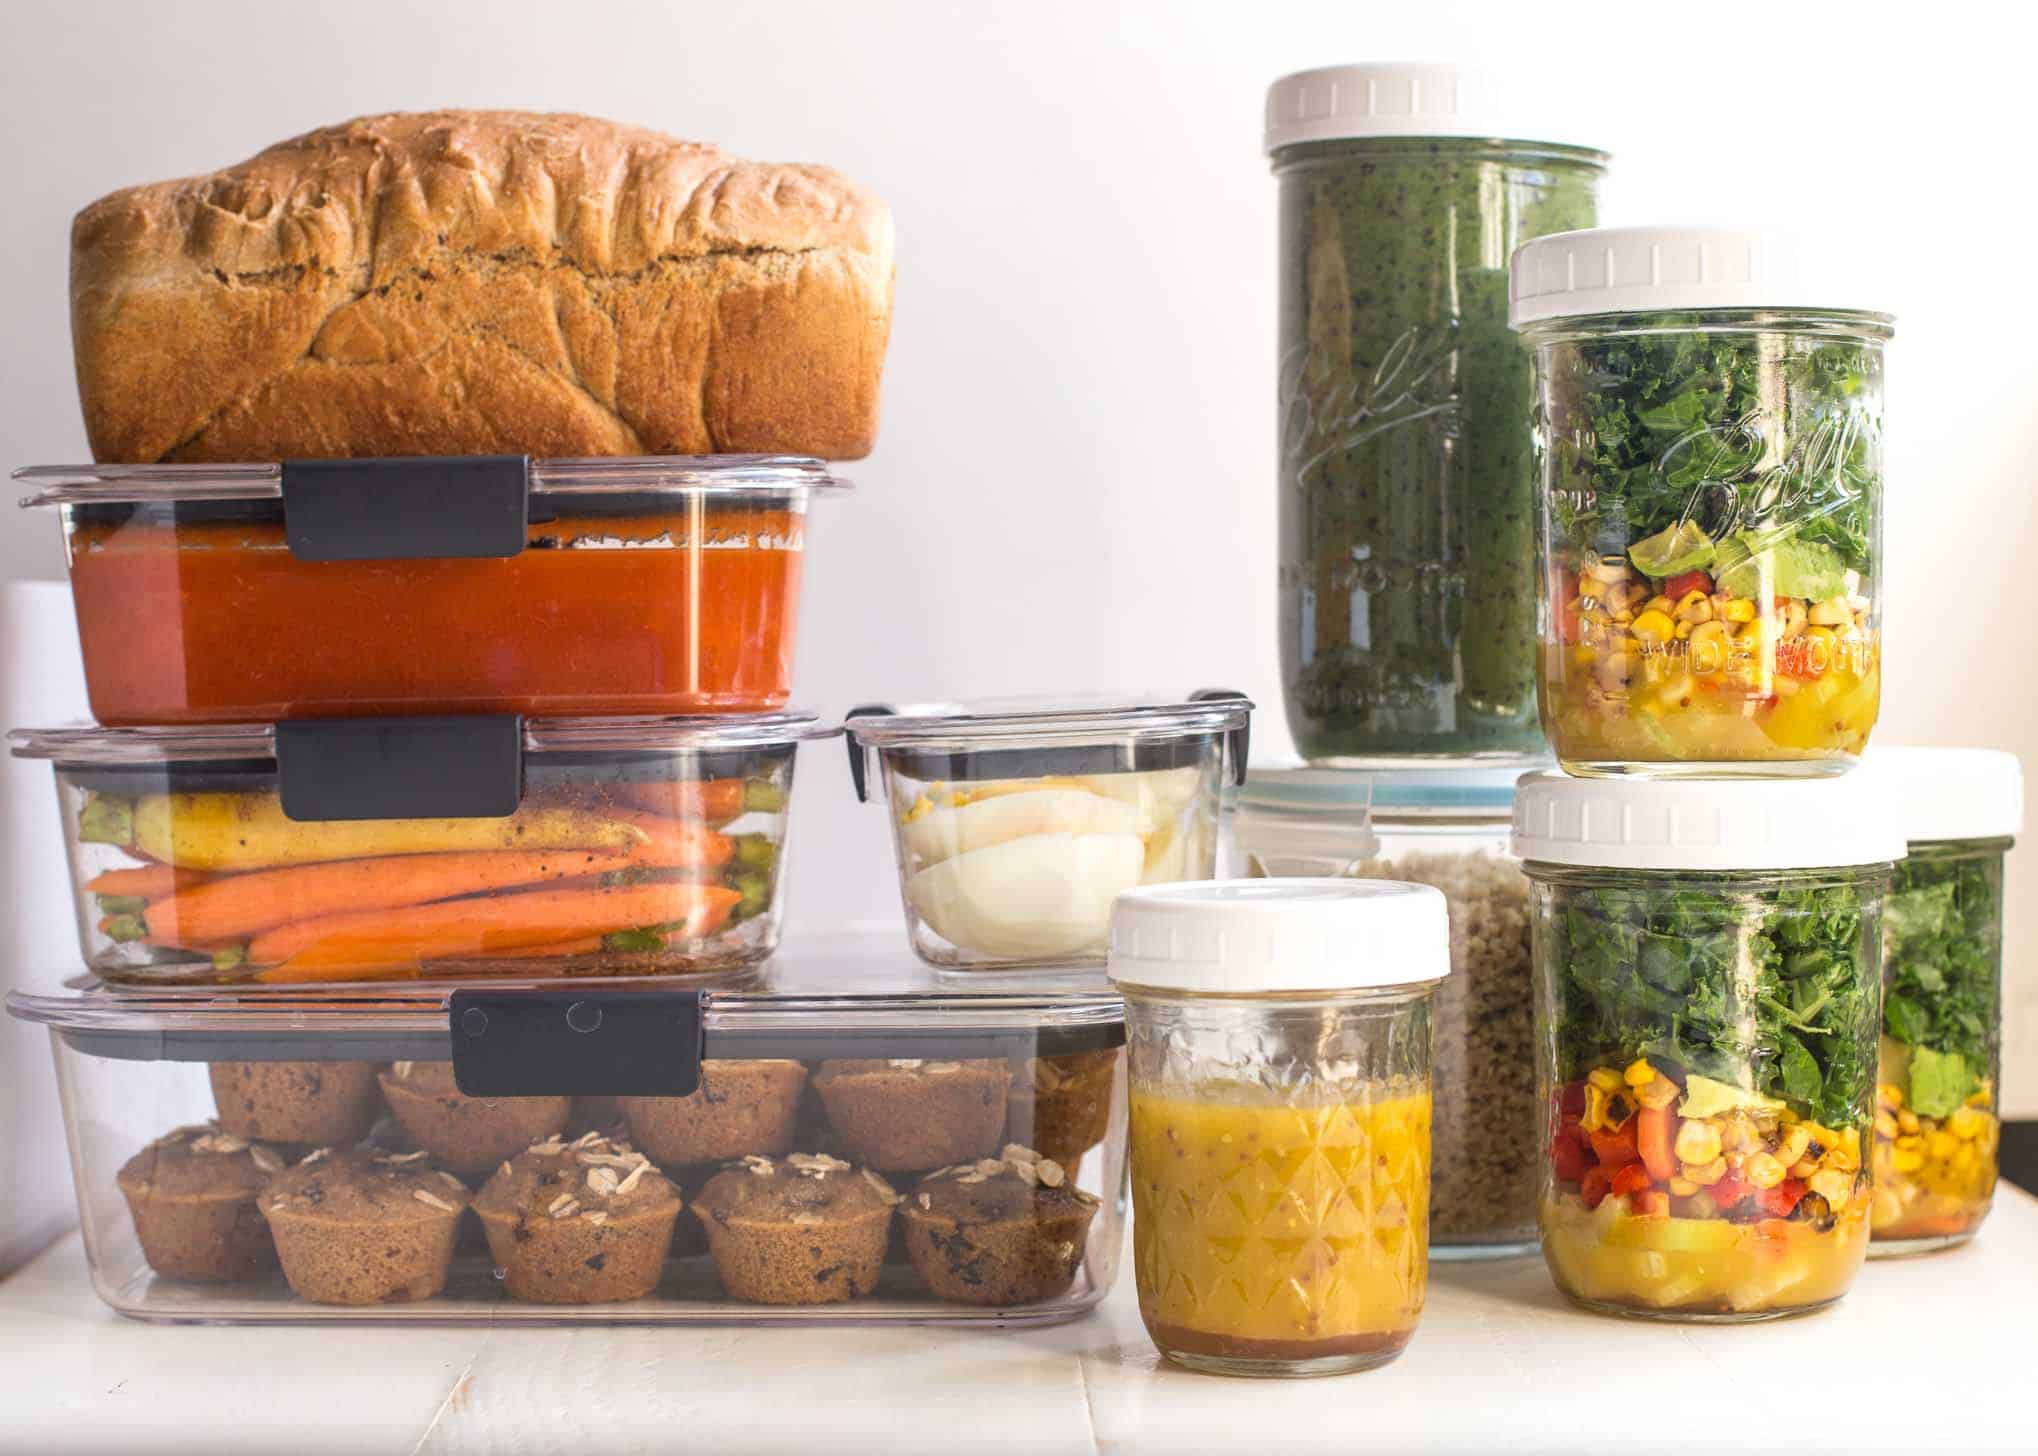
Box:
(1109, 880), (1450, 1377)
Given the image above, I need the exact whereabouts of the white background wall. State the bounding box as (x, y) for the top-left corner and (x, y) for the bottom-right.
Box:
(2, 1), (2034, 1109)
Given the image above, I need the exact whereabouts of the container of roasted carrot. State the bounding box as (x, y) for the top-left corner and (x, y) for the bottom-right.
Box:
(11, 713), (835, 986)
(16, 455), (847, 725)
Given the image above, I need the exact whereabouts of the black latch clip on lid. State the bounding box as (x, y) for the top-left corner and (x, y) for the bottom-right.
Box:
(281, 455), (531, 562)
(843, 702), (894, 803)
(277, 716), (524, 822)
(450, 990), (705, 1097)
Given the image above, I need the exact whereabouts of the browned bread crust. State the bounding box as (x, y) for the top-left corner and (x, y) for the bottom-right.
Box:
(71, 110), (894, 462)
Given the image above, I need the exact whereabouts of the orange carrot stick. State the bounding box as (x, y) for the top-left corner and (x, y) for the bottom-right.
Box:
(142, 848), (652, 949)
(605, 812), (735, 869)
(248, 881), (741, 970)
(86, 864), (212, 899)
(487, 936), (606, 959)
(612, 780), (746, 826)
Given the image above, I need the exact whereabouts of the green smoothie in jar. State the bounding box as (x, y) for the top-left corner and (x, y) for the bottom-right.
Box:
(1270, 63), (1605, 765)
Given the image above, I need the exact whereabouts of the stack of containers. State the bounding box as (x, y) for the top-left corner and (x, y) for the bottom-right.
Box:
(4, 105), (1261, 1321)
(1235, 65), (2020, 1343)
(7, 457), (1152, 1324)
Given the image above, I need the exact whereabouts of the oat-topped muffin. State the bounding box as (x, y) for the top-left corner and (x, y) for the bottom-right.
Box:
(377, 1061), (570, 1176)
(116, 1123), (285, 1283)
(811, 1059), (1010, 1171)
(692, 1151), (899, 1304)
(258, 1146), (470, 1305)
(1006, 1050), (1118, 1168)
(474, 1130), (682, 1304)
(901, 1144), (1100, 1305)
(619, 1060), (808, 1167)
(210, 1061), (382, 1147)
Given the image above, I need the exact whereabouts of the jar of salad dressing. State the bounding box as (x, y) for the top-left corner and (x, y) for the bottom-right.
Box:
(1111, 879), (1450, 1376)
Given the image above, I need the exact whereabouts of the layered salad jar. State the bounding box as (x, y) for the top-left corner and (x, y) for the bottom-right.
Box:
(1512, 228), (1892, 777)
(1268, 62), (1606, 766)
(1111, 880), (1450, 1376)
(1515, 772), (1901, 1320)
(1861, 748), (2022, 1254)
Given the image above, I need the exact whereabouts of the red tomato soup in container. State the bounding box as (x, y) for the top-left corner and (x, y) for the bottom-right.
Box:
(16, 455), (848, 724)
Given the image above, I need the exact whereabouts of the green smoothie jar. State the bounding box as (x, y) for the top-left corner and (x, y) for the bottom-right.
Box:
(1269, 63), (1606, 766)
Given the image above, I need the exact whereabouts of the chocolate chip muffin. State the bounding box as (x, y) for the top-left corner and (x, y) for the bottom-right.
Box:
(1006, 1050), (1118, 1168)
(210, 1061), (382, 1148)
(474, 1130), (682, 1304)
(692, 1152), (898, 1304)
(811, 1059), (1010, 1172)
(619, 1060), (808, 1166)
(377, 1061), (570, 1176)
(116, 1124), (285, 1283)
(901, 1145), (1099, 1305)
(258, 1146), (470, 1304)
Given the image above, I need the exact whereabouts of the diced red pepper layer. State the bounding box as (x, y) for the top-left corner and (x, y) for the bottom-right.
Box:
(1588, 1122), (1640, 1168)
(1662, 569), (1714, 600)
(1609, 1163), (1655, 1198)
(1580, 1166), (1613, 1211)
(1755, 1178), (1808, 1218)
(1552, 1123), (1588, 1183)
(1630, 1189), (1672, 1219)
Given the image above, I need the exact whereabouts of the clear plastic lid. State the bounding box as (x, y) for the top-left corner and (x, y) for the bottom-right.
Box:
(15, 455), (850, 508)
(11, 712), (838, 766)
(6, 935), (1124, 1077)
(1242, 761), (1534, 819)
(844, 692), (1251, 796)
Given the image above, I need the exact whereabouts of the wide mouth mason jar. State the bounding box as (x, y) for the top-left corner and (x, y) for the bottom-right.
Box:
(1110, 879), (1450, 1377)
(1511, 227), (1893, 778)
(1859, 748), (2022, 1255)
(1514, 772), (1903, 1322)
(1269, 63), (1607, 768)
(1235, 764), (1543, 1258)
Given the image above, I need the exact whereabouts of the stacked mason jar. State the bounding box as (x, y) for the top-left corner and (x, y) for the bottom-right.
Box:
(1148, 59), (2027, 1375)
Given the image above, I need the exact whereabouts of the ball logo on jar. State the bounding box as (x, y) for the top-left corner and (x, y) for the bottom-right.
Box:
(1277, 326), (1459, 489)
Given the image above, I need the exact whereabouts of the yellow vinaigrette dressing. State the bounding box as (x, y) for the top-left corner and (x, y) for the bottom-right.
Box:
(1129, 1085), (1430, 1364)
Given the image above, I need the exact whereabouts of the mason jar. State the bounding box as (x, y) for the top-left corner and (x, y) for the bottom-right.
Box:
(1268, 62), (1606, 767)
(1514, 772), (1901, 1321)
(1235, 765), (1540, 1257)
(1512, 226), (1893, 778)
(1111, 880), (1450, 1376)
(1860, 748), (2022, 1255)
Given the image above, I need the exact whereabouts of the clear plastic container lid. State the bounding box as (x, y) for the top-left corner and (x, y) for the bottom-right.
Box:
(844, 692), (1251, 796)
(17, 455), (850, 507)
(7, 935), (1125, 1086)
(12, 712), (838, 767)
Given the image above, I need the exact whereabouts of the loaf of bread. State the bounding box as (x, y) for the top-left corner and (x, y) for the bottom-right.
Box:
(70, 111), (894, 463)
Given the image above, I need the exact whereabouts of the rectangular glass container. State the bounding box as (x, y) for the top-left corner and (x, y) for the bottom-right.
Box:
(7, 939), (1126, 1324)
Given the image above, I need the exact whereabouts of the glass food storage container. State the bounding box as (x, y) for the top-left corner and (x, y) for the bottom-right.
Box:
(17, 455), (848, 724)
(1237, 764), (1541, 1258)
(1511, 227), (1893, 777)
(1859, 747), (2022, 1254)
(1515, 771), (1902, 1321)
(1267, 62), (1606, 767)
(5, 936), (1126, 1324)
(12, 712), (835, 986)
(845, 693), (1252, 971)
(1111, 879), (1449, 1377)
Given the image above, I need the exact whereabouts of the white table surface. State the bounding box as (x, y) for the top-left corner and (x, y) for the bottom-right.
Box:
(5, 1188), (2036, 1455)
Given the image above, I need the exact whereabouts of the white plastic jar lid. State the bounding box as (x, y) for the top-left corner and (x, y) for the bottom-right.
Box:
(1509, 225), (1895, 328)
(1263, 62), (1604, 154)
(1107, 879), (1449, 994)
(1857, 746), (2024, 844)
(1512, 770), (1905, 872)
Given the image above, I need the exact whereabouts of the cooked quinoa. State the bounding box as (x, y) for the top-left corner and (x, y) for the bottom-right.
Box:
(1351, 849), (1537, 1247)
